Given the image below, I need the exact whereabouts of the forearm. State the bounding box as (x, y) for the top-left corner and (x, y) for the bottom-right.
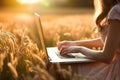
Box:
(79, 46), (110, 63)
(75, 38), (104, 48)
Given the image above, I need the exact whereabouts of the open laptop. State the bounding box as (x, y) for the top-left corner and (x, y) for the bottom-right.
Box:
(34, 13), (95, 63)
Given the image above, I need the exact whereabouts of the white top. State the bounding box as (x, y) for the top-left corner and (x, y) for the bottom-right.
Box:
(101, 3), (120, 42)
(108, 3), (120, 20)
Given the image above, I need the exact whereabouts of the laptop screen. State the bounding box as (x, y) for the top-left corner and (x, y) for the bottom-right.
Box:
(34, 12), (50, 61)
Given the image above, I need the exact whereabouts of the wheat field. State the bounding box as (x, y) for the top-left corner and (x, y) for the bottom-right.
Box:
(0, 9), (99, 80)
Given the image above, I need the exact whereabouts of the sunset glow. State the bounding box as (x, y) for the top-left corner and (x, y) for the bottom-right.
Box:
(17, 0), (41, 4)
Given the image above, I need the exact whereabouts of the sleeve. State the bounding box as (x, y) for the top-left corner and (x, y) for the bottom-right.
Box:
(101, 4), (120, 42)
(108, 4), (120, 20)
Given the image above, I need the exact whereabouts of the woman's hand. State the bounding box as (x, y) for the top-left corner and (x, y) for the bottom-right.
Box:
(57, 41), (77, 50)
(60, 46), (81, 55)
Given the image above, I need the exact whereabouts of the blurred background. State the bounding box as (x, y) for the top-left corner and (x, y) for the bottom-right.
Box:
(0, 0), (96, 47)
(0, 0), (94, 14)
(0, 0), (94, 7)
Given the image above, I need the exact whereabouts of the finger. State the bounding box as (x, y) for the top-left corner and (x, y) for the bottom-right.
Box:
(60, 46), (66, 52)
(57, 43), (61, 50)
(57, 41), (67, 50)
(60, 48), (69, 55)
(59, 47), (64, 54)
(60, 50), (67, 55)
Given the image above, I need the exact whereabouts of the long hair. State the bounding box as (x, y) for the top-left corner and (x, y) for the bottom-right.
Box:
(94, 0), (117, 32)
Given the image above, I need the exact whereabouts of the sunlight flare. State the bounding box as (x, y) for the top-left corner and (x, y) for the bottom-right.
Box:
(17, 0), (41, 4)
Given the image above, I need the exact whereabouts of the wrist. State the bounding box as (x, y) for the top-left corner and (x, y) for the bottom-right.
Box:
(74, 41), (82, 46)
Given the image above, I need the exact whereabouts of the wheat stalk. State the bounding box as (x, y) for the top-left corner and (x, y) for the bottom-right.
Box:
(8, 63), (18, 79)
(0, 54), (6, 72)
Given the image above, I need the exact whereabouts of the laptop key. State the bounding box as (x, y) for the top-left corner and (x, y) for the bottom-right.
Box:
(54, 49), (75, 58)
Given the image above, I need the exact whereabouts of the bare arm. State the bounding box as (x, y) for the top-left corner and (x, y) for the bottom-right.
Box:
(79, 20), (120, 63)
(75, 38), (103, 48)
(58, 38), (103, 50)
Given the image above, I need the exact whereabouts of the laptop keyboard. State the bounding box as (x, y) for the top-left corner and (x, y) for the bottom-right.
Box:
(54, 49), (75, 58)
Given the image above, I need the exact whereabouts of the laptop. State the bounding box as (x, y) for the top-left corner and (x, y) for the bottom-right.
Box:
(34, 13), (95, 63)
